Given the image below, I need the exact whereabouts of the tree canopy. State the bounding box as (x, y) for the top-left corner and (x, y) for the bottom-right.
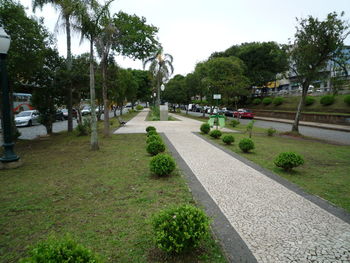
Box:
(211, 41), (288, 87)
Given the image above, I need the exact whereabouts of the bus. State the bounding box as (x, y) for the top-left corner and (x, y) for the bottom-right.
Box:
(13, 93), (34, 113)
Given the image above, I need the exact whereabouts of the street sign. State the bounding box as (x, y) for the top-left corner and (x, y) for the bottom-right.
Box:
(213, 94), (221, 99)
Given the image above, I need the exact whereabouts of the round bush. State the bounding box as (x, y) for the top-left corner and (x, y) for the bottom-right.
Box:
(231, 119), (240, 127)
(238, 138), (255, 153)
(267, 127), (277, 137)
(146, 134), (162, 144)
(304, 96), (316, 106)
(146, 126), (156, 133)
(273, 97), (284, 106)
(200, 123), (210, 134)
(344, 95), (350, 106)
(252, 98), (261, 105)
(209, 129), (222, 139)
(20, 236), (101, 263)
(320, 95), (335, 106)
(274, 152), (304, 171)
(149, 154), (176, 176)
(147, 130), (158, 137)
(146, 140), (165, 155)
(136, 105), (144, 111)
(222, 135), (235, 145)
(262, 97), (272, 105)
(152, 204), (210, 253)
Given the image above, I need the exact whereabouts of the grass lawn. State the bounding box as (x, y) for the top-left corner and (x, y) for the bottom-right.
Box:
(0, 112), (226, 263)
(175, 112), (350, 213)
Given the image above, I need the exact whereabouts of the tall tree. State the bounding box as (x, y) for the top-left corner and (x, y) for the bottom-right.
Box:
(143, 48), (174, 105)
(33, 0), (81, 132)
(163, 74), (186, 105)
(210, 42), (288, 88)
(0, 0), (49, 91)
(290, 12), (349, 132)
(205, 56), (250, 108)
(31, 48), (65, 134)
(95, 11), (159, 137)
(77, 0), (114, 150)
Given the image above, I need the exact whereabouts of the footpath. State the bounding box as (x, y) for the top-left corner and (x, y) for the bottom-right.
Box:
(114, 110), (350, 263)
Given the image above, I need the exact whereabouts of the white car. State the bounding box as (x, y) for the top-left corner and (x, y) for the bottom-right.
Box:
(15, 110), (40, 127)
(81, 106), (91, 115)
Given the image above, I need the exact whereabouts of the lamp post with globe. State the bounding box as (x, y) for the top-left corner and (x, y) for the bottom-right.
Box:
(0, 25), (20, 165)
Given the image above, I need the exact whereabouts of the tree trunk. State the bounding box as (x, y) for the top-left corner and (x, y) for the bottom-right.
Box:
(66, 17), (73, 132)
(89, 39), (99, 150)
(113, 107), (117, 117)
(45, 120), (53, 135)
(102, 55), (109, 137)
(292, 81), (309, 133)
(120, 105), (123, 116)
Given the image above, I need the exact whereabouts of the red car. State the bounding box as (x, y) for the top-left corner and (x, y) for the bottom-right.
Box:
(233, 109), (255, 119)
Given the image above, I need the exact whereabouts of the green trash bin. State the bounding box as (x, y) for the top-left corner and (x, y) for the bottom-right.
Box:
(218, 115), (225, 128)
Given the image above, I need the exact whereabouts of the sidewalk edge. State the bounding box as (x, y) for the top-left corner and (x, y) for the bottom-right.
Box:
(161, 133), (258, 263)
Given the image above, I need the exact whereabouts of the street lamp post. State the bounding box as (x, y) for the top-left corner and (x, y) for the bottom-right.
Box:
(160, 84), (165, 105)
(0, 25), (20, 163)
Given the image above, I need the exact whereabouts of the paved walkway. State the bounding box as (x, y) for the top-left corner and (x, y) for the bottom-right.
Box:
(114, 110), (350, 263)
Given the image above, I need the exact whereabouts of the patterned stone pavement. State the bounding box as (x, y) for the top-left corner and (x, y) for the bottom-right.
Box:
(114, 110), (350, 263)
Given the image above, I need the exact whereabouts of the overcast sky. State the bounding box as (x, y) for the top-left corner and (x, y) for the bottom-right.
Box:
(19, 0), (350, 76)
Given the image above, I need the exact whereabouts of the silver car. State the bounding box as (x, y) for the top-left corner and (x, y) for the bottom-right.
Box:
(15, 110), (40, 127)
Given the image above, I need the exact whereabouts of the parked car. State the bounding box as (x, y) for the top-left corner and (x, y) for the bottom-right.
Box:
(233, 109), (255, 119)
(224, 108), (235, 117)
(15, 110), (40, 127)
(81, 106), (91, 116)
(95, 106), (104, 114)
(61, 108), (77, 119)
(55, 110), (65, 121)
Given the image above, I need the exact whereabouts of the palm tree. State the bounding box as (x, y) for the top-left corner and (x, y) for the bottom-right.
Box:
(95, 17), (117, 137)
(143, 48), (174, 105)
(75, 0), (114, 150)
(32, 0), (80, 132)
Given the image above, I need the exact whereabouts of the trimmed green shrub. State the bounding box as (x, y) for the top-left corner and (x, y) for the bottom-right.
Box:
(75, 118), (91, 136)
(222, 135), (234, 145)
(146, 126), (156, 133)
(273, 97), (284, 106)
(146, 140), (165, 155)
(267, 127), (277, 136)
(146, 134), (162, 144)
(252, 98), (261, 105)
(239, 138), (255, 153)
(320, 95), (335, 106)
(231, 119), (240, 127)
(136, 104), (144, 111)
(19, 236), (101, 263)
(149, 154), (176, 176)
(200, 123), (211, 134)
(152, 204), (210, 253)
(147, 130), (158, 137)
(262, 97), (272, 105)
(209, 129), (222, 139)
(304, 96), (316, 106)
(344, 95), (350, 106)
(274, 152), (304, 171)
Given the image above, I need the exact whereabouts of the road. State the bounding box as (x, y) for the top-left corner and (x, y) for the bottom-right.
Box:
(184, 111), (350, 145)
(0, 109), (128, 142)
